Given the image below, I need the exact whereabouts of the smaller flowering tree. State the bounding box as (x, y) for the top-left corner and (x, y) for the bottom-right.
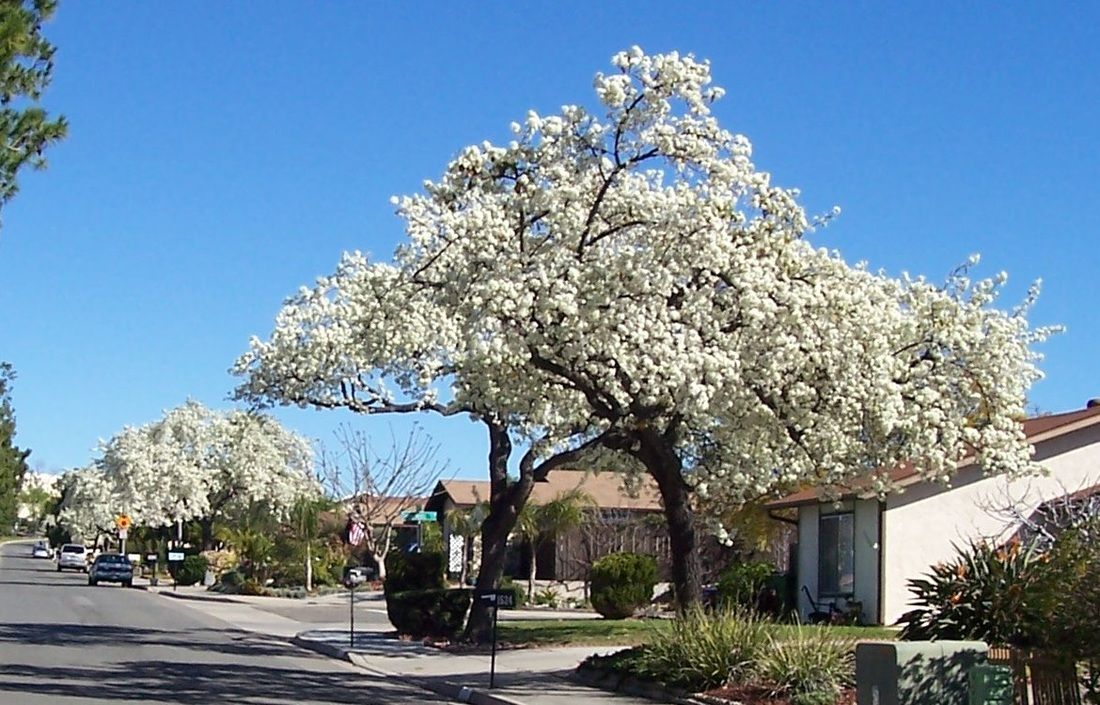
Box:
(90, 401), (318, 547)
(57, 467), (115, 544)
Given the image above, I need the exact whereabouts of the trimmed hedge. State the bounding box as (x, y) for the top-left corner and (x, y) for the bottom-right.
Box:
(590, 552), (658, 619)
(384, 550), (444, 594)
(386, 588), (472, 638)
(175, 554), (208, 586)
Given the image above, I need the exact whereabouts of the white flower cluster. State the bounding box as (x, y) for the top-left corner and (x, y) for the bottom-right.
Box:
(59, 401), (318, 532)
(236, 48), (1054, 522)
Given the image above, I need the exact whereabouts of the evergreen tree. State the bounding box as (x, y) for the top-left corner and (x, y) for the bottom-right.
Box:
(0, 0), (67, 217)
(0, 363), (30, 531)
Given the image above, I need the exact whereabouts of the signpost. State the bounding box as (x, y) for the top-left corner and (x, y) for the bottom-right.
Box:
(167, 550), (185, 592)
(474, 588), (515, 688)
(400, 510), (438, 549)
(115, 515), (132, 554)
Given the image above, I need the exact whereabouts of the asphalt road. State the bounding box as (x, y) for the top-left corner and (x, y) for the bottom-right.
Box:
(0, 540), (449, 704)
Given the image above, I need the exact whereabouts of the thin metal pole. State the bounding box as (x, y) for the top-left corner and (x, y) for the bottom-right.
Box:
(350, 584), (355, 648)
(489, 603), (499, 688)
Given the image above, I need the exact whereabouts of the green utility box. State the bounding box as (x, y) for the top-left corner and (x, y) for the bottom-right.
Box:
(856, 640), (989, 705)
(968, 664), (1013, 705)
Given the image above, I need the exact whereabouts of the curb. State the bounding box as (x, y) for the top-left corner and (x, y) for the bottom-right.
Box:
(292, 634), (527, 705)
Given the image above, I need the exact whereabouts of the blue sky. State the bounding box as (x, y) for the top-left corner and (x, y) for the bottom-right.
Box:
(1, 3), (1097, 478)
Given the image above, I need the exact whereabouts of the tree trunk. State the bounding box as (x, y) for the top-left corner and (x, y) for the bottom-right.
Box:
(305, 542), (313, 592)
(372, 550), (388, 580)
(527, 541), (538, 605)
(458, 537), (468, 586)
(200, 517), (214, 551)
(636, 428), (700, 611)
(464, 422), (532, 643)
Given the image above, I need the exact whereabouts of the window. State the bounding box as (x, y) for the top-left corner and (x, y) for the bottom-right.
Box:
(818, 512), (854, 596)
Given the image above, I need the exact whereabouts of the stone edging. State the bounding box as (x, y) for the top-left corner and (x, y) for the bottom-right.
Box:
(572, 664), (710, 705)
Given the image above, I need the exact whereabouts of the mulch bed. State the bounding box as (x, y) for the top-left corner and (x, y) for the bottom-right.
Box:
(700, 686), (856, 705)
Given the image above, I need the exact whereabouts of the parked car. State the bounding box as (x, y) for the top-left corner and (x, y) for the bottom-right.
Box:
(31, 541), (51, 559)
(57, 544), (90, 572)
(88, 553), (134, 588)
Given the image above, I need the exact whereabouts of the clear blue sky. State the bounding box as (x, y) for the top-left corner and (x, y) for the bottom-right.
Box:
(1, 2), (1097, 477)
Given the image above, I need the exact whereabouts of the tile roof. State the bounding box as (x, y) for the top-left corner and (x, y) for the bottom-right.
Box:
(432, 468), (663, 512)
(766, 404), (1100, 509)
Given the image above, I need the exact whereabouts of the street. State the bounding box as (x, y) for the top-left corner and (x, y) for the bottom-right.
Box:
(0, 541), (448, 704)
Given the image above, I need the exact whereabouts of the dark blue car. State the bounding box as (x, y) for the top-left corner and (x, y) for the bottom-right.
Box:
(88, 553), (134, 588)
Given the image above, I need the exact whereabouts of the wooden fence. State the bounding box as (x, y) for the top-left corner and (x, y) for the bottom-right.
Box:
(987, 646), (1083, 705)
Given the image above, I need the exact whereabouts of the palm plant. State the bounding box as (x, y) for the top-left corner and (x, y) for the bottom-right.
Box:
(446, 502), (487, 586)
(514, 488), (593, 604)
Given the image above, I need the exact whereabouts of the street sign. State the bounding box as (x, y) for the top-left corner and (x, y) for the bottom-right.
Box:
(474, 589), (516, 609)
(115, 514), (132, 530)
(167, 551), (185, 562)
(400, 510), (437, 522)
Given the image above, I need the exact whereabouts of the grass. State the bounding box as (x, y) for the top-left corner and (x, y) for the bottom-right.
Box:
(497, 618), (897, 647)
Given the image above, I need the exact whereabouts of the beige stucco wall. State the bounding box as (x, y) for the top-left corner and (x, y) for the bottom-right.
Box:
(880, 423), (1100, 624)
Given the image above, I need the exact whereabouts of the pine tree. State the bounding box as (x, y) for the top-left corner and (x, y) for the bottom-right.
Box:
(0, 363), (30, 531)
(0, 0), (67, 217)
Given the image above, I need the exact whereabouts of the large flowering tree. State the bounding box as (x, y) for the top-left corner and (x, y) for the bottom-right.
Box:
(67, 401), (318, 548)
(238, 48), (1053, 615)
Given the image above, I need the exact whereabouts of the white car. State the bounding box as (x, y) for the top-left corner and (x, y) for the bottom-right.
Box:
(31, 542), (51, 559)
(57, 544), (90, 572)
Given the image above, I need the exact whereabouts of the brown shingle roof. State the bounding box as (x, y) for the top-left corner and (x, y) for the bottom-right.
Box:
(433, 468), (663, 512)
(766, 404), (1100, 509)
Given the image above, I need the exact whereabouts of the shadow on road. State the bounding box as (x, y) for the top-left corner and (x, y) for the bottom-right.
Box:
(0, 623), (297, 659)
(0, 658), (447, 704)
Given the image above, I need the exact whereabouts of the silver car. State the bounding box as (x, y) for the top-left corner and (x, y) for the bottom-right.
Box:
(57, 544), (89, 572)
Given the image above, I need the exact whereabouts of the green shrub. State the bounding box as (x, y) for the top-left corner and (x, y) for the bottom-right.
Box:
(238, 578), (270, 596)
(499, 579), (525, 610)
(897, 539), (1057, 647)
(754, 625), (855, 704)
(219, 569), (244, 588)
(384, 550), (444, 594)
(641, 607), (768, 690)
(534, 587), (559, 608)
(175, 554), (208, 586)
(590, 552), (658, 619)
(385, 588), (471, 638)
(716, 560), (774, 609)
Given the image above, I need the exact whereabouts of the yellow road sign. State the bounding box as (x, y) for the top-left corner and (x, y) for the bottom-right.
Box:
(116, 514), (132, 530)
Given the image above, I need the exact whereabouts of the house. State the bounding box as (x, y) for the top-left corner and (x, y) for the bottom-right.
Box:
(424, 468), (667, 581)
(767, 402), (1100, 626)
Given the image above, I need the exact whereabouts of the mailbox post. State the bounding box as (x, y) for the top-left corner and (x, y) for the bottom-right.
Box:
(343, 567), (369, 648)
(474, 588), (515, 688)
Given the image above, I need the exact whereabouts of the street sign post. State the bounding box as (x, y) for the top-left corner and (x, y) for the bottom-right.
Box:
(343, 567), (369, 648)
(474, 588), (515, 688)
(167, 550), (185, 592)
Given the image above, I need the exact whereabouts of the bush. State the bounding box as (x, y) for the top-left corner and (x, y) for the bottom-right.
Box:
(590, 552), (658, 619)
(499, 579), (525, 609)
(754, 625), (855, 704)
(219, 569), (244, 588)
(385, 588), (471, 638)
(897, 538), (1058, 647)
(641, 607), (768, 690)
(716, 560), (774, 610)
(384, 550), (444, 594)
(175, 554), (208, 586)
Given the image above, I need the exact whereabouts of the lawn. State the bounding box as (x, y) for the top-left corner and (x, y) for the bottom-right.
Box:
(497, 618), (898, 647)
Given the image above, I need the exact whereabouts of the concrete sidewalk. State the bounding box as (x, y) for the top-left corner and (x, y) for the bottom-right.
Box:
(144, 582), (660, 705)
(293, 629), (658, 705)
